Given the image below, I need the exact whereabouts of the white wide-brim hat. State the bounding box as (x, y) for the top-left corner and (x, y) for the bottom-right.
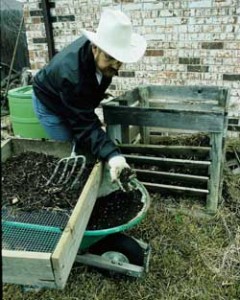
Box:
(81, 8), (147, 63)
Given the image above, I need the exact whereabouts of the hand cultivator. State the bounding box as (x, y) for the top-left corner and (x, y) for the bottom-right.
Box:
(46, 142), (86, 188)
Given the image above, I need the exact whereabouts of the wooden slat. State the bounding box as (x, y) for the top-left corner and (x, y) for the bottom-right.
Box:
(149, 99), (219, 105)
(134, 169), (209, 184)
(124, 154), (211, 169)
(103, 106), (225, 132)
(113, 85), (228, 106)
(141, 182), (209, 195)
(1, 139), (12, 162)
(120, 144), (210, 159)
(2, 250), (56, 288)
(51, 162), (102, 289)
(147, 85), (227, 107)
(148, 100), (223, 112)
(10, 138), (72, 159)
(149, 128), (208, 135)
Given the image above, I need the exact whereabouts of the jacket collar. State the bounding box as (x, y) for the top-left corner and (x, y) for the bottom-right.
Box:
(81, 39), (112, 88)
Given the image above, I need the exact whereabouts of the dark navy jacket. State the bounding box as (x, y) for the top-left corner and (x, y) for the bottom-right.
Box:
(33, 36), (121, 161)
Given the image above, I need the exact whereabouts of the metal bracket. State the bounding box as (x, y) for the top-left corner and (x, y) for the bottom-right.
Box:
(75, 239), (151, 278)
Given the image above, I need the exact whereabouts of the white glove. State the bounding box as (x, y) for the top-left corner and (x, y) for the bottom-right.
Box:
(108, 155), (130, 183)
(97, 163), (120, 198)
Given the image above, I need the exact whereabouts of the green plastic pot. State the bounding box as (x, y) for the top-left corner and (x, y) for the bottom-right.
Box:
(80, 179), (150, 250)
(8, 85), (49, 139)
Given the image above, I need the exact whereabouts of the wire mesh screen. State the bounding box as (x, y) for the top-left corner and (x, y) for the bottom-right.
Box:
(2, 208), (71, 253)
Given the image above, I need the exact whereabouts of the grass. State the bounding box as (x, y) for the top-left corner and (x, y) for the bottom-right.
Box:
(3, 139), (240, 300)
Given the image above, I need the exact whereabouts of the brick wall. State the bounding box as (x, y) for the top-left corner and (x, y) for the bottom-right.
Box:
(24, 0), (239, 119)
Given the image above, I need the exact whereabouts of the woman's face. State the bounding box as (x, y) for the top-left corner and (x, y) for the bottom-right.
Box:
(92, 45), (123, 78)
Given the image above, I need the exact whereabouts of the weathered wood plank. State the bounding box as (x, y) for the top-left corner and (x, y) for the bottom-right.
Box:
(2, 250), (56, 288)
(51, 162), (102, 289)
(218, 88), (230, 109)
(10, 138), (72, 158)
(149, 128), (208, 135)
(149, 98), (219, 104)
(207, 133), (223, 212)
(112, 85), (229, 108)
(141, 182), (209, 195)
(1, 139), (12, 162)
(119, 144), (210, 159)
(134, 169), (209, 184)
(103, 106), (225, 132)
(124, 154), (211, 169)
(148, 100), (223, 112)
(147, 85), (228, 107)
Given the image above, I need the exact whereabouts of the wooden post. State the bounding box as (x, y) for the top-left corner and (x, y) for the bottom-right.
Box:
(104, 101), (123, 143)
(207, 133), (223, 213)
(106, 125), (122, 144)
(139, 87), (150, 144)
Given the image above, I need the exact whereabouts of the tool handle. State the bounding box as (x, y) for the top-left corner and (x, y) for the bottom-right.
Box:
(70, 141), (77, 157)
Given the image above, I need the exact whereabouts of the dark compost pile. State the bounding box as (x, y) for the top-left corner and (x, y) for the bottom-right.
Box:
(2, 151), (92, 210)
(2, 152), (144, 230)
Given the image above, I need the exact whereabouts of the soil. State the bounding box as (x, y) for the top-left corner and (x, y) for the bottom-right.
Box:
(88, 190), (143, 230)
(2, 151), (92, 210)
(2, 151), (144, 230)
(119, 167), (137, 192)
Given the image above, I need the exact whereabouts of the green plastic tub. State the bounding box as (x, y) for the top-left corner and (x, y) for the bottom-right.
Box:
(8, 85), (49, 139)
(80, 179), (150, 250)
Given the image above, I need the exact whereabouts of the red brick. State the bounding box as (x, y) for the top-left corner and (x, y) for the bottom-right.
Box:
(145, 50), (164, 56)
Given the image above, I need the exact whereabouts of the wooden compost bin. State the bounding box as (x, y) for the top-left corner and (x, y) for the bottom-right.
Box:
(2, 138), (102, 289)
(102, 85), (229, 213)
